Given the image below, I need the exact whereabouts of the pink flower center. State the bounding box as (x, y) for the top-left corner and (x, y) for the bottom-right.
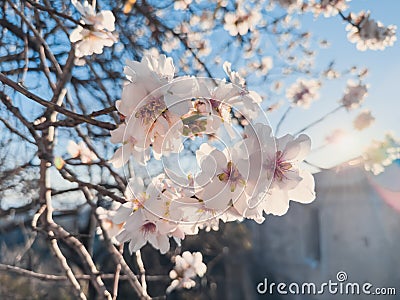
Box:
(293, 87), (310, 103)
(273, 150), (293, 182)
(135, 98), (166, 125)
(140, 221), (157, 236)
(217, 161), (245, 192)
(209, 98), (220, 110)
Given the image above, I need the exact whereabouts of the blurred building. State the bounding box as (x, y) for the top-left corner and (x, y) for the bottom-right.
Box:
(248, 162), (400, 300)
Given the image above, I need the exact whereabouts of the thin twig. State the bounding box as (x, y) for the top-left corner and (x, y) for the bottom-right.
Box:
(136, 250), (148, 296)
(338, 10), (359, 29)
(48, 231), (88, 300)
(32, 204), (47, 230)
(112, 245), (123, 300)
(6, 0), (63, 76)
(293, 105), (343, 136)
(275, 106), (292, 136)
(58, 166), (126, 203)
(0, 263), (168, 282)
(50, 223), (113, 299)
(0, 117), (35, 144)
(25, 0), (83, 26)
(0, 73), (116, 130)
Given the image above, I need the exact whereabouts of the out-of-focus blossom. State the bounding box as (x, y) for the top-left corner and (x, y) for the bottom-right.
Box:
(70, 0), (117, 58)
(250, 56), (274, 76)
(224, 6), (261, 36)
(353, 110), (375, 131)
(162, 32), (180, 53)
(310, 0), (349, 17)
(187, 32), (211, 57)
(274, 0), (304, 13)
(286, 78), (320, 108)
(266, 101), (282, 112)
(123, 0), (137, 14)
(167, 251), (207, 293)
(67, 140), (97, 163)
(346, 11), (397, 51)
(174, 0), (192, 10)
(323, 67), (340, 79)
(363, 133), (400, 175)
(340, 80), (368, 110)
(273, 81), (283, 92)
(96, 203), (124, 244)
(325, 128), (347, 144)
(190, 11), (215, 31)
(319, 39), (330, 48)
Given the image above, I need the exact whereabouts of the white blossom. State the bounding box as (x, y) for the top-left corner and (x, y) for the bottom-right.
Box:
(262, 133), (315, 216)
(70, 0), (117, 58)
(325, 129), (347, 144)
(167, 251), (207, 293)
(340, 80), (368, 110)
(286, 78), (320, 108)
(249, 56), (274, 76)
(346, 11), (397, 51)
(310, 0), (349, 17)
(363, 133), (400, 175)
(67, 140), (97, 163)
(115, 209), (172, 254)
(195, 144), (248, 211)
(96, 204), (123, 244)
(110, 51), (184, 166)
(107, 54), (316, 252)
(224, 6), (261, 36)
(274, 0), (304, 13)
(353, 110), (375, 131)
(174, 0), (192, 10)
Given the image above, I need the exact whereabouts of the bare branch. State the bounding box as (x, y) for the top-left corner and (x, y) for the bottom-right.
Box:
(48, 230), (88, 300)
(0, 73), (117, 130)
(0, 263), (168, 282)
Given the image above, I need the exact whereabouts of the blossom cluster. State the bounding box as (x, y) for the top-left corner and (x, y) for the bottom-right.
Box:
(106, 52), (316, 254)
(272, 1), (396, 51)
(273, 0), (305, 13)
(224, 4), (262, 36)
(67, 140), (97, 163)
(69, 0), (117, 59)
(353, 110), (375, 131)
(362, 133), (400, 175)
(346, 11), (397, 51)
(286, 78), (320, 108)
(340, 80), (368, 110)
(309, 0), (349, 17)
(273, 0), (349, 15)
(167, 251), (207, 293)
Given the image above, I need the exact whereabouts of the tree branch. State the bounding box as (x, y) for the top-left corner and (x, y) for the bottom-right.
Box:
(0, 73), (117, 130)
